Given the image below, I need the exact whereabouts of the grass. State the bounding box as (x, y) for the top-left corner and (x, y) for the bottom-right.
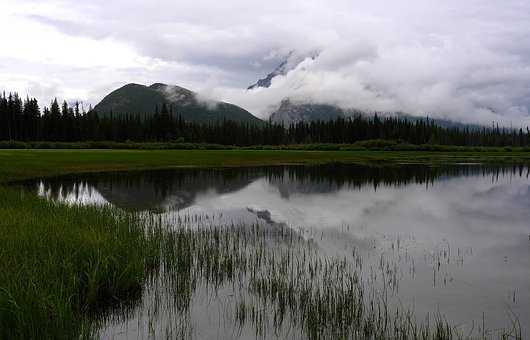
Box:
(127, 218), (522, 339)
(1, 148), (530, 183)
(0, 187), (162, 339)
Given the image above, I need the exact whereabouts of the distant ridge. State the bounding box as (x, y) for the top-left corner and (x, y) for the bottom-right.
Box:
(251, 54), (485, 129)
(93, 83), (262, 123)
(269, 99), (346, 124)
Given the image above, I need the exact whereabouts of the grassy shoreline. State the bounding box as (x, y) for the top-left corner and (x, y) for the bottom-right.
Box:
(2, 148), (530, 183)
(0, 187), (162, 339)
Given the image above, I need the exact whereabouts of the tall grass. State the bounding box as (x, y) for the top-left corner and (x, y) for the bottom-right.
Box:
(0, 185), (522, 339)
(127, 218), (522, 340)
(0, 187), (161, 339)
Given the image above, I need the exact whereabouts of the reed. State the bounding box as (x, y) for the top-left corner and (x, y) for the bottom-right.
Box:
(120, 217), (522, 340)
(0, 187), (162, 339)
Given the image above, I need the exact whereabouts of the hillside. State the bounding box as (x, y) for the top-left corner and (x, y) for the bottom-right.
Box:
(269, 99), (346, 124)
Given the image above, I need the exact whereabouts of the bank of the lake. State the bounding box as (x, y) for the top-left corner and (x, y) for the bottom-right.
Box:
(0, 186), (163, 339)
(2, 148), (530, 183)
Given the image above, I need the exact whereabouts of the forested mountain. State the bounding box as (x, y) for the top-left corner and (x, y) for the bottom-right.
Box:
(93, 83), (262, 123)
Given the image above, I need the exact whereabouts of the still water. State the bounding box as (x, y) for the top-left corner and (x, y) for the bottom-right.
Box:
(27, 164), (530, 339)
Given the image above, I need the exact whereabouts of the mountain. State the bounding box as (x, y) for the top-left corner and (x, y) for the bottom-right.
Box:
(93, 83), (262, 123)
(248, 52), (348, 124)
(270, 99), (483, 128)
(248, 51), (318, 90)
(269, 99), (346, 124)
(251, 55), (484, 128)
(248, 59), (292, 90)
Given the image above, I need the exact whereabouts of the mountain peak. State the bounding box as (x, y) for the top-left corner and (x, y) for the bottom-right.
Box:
(121, 83), (145, 89)
(248, 51), (319, 90)
(149, 83), (169, 90)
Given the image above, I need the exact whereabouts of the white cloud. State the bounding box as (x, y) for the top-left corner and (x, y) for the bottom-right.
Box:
(1, 0), (530, 125)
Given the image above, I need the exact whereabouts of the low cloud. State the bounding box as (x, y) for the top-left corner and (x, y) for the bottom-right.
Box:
(213, 39), (530, 126)
(1, 0), (530, 126)
(195, 91), (220, 110)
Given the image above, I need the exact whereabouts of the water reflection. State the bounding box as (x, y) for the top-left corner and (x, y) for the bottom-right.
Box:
(23, 164), (530, 338)
(30, 164), (529, 211)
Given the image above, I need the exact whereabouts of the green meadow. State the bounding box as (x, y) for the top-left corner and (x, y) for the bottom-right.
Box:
(1, 148), (530, 183)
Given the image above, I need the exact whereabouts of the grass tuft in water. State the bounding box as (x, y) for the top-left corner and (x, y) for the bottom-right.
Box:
(0, 187), (161, 339)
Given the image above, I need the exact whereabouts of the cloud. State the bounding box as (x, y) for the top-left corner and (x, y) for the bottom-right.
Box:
(1, 0), (530, 125)
(210, 18), (530, 125)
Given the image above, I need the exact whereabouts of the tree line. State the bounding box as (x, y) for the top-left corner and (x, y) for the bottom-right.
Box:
(1, 91), (530, 146)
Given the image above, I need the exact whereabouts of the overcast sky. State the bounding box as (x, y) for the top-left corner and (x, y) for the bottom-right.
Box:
(1, 0), (530, 125)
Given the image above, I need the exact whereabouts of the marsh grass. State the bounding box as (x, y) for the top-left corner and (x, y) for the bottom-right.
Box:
(0, 185), (522, 339)
(109, 216), (522, 340)
(0, 187), (162, 339)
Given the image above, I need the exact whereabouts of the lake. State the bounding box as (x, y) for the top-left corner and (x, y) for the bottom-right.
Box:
(25, 164), (530, 339)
